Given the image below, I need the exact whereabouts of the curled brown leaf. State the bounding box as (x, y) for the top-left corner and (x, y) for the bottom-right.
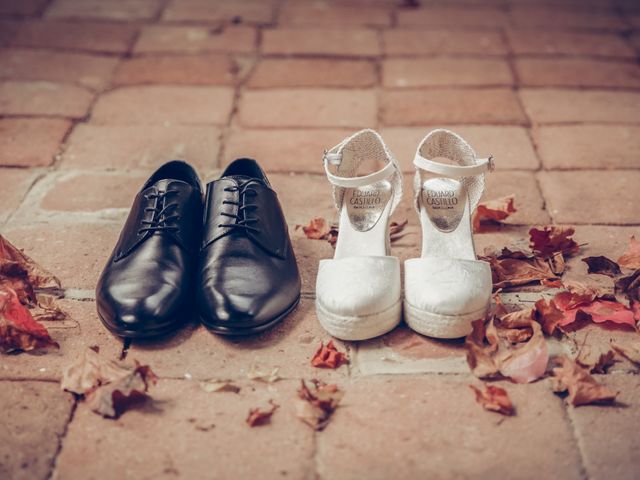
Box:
(469, 384), (515, 416)
(246, 401), (279, 427)
(582, 256), (622, 278)
(311, 340), (348, 369)
(472, 194), (516, 233)
(295, 380), (343, 431)
(529, 226), (579, 259)
(617, 235), (640, 270)
(552, 356), (617, 406)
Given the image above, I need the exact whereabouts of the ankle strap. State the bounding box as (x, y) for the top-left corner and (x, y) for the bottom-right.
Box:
(413, 153), (494, 178)
(323, 152), (397, 188)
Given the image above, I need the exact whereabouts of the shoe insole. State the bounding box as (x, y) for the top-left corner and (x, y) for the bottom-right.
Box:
(420, 177), (476, 260)
(335, 180), (393, 259)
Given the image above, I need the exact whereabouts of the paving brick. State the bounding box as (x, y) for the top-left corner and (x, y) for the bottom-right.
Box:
(0, 168), (37, 224)
(40, 171), (146, 212)
(113, 54), (236, 86)
(317, 376), (582, 479)
(383, 58), (513, 88)
(485, 171), (550, 225)
(3, 223), (121, 289)
(134, 25), (256, 54)
(520, 89), (640, 124)
(224, 128), (352, 174)
(515, 58), (640, 89)
(570, 375), (640, 480)
(380, 125), (539, 171)
(61, 124), (220, 173)
(0, 81), (93, 118)
(0, 48), (119, 90)
(237, 89), (377, 128)
(510, 6), (627, 30)
(269, 173), (336, 227)
(0, 21), (19, 46)
(0, 300), (123, 381)
(397, 5), (510, 28)
(128, 300), (348, 382)
(538, 170), (640, 224)
(45, 0), (163, 21)
(53, 379), (315, 479)
(279, 3), (391, 26)
(0, 118), (70, 167)
(534, 125), (640, 169)
(91, 86), (234, 125)
(292, 236), (335, 294)
(381, 88), (527, 126)
(262, 28), (379, 57)
(162, 0), (275, 24)
(0, 381), (73, 480)
(506, 30), (636, 58)
(0, 0), (48, 16)
(630, 31), (640, 53)
(12, 20), (137, 54)
(354, 326), (469, 376)
(248, 58), (376, 88)
(382, 29), (508, 56)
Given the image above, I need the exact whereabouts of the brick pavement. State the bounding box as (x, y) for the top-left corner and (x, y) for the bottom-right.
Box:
(0, 0), (639, 479)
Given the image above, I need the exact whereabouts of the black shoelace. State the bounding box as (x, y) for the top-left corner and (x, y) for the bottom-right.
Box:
(138, 189), (181, 235)
(218, 181), (260, 234)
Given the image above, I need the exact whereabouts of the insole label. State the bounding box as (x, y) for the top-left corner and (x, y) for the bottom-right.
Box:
(422, 178), (466, 233)
(346, 180), (392, 232)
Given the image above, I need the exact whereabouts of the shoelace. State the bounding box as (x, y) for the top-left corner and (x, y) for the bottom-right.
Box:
(138, 189), (181, 235)
(218, 181), (260, 234)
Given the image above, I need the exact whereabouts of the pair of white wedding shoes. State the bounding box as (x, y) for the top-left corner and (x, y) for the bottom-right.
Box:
(315, 129), (494, 341)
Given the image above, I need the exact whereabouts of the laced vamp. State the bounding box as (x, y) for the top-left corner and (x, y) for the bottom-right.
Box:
(138, 189), (181, 235)
(218, 180), (260, 235)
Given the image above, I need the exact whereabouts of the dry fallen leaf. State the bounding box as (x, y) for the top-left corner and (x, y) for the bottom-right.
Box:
(299, 217), (331, 240)
(533, 298), (564, 336)
(469, 384), (515, 416)
(465, 302), (549, 384)
(389, 220), (409, 242)
(554, 291), (636, 331)
(617, 235), (640, 270)
(612, 343), (640, 366)
(529, 226), (579, 259)
(61, 347), (157, 418)
(615, 269), (640, 305)
(297, 217), (408, 248)
(0, 287), (59, 353)
(199, 380), (240, 394)
(482, 254), (558, 289)
(552, 356), (617, 406)
(33, 294), (66, 322)
(0, 234), (61, 306)
(246, 401), (278, 427)
(295, 380), (343, 431)
(582, 256), (622, 278)
(576, 347), (617, 374)
(472, 194), (516, 233)
(247, 365), (281, 383)
(311, 340), (348, 369)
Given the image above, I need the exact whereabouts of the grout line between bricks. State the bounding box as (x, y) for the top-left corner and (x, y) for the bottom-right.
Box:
(46, 396), (78, 480)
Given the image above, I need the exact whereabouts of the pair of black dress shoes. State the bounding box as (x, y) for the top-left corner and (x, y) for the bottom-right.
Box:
(96, 159), (301, 338)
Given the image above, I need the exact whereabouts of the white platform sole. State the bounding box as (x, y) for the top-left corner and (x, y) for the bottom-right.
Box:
(404, 301), (489, 339)
(315, 298), (402, 341)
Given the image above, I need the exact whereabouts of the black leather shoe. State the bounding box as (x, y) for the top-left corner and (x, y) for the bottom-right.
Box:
(96, 161), (203, 338)
(198, 158), (301, 335)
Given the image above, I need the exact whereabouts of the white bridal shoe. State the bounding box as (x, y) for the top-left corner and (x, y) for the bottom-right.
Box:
(316, 129), (403, 340)
(404, 129), (493, 339)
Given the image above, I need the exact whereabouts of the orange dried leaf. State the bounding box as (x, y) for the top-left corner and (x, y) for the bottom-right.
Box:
(483, 255), (557, 289)
(533, 298), (564, 336)
(552, 356), (617, 406)
(246, 401), (279, 427)
(0, 287), (59, 353)
(61, 347), (157, 418)
(311, 340), (348, 369)
(529, 226), (579, 258)
(298, 217), (331, 240)
(473, 195), (516, 233)
(617, 235), (640, 270)
(295, 380), (343, 431)
(469, 384), (515, 416)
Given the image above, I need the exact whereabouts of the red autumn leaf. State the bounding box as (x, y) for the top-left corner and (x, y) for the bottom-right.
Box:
(554, 292), (636, 330)
(552, 356), (617, 406)
(299, 217), (331, 240)
(541, 278), (563, 288)
(469, 384), (515, 416)
(311, 340), (348, 369)
(529, 226), (579, 258)
(246, 401), (279, 427)
(61, 347), (157, 418)
(0, 234), (61, 305)
(617, 235), (640, 270)
(295, 380), (343, 431)
(0, 287), (59, 353)
(472, 195), (516, 233)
